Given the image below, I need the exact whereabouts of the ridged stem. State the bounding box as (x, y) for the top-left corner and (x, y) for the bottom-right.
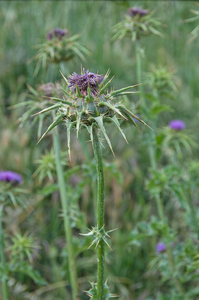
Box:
(0, 205), (9, 300)
(92, 126), (105, 300)
(188, 187), (199, 239)
(135, 40), (145, 110)
(52, 125), (79, 300)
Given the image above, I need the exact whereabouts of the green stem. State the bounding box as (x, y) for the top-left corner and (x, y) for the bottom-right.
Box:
(92, 126), (105, 300)
(155, 195), (184, 295)
(188, 186), (199, 238)
(135, 40), (145, 110)
(52, 126), (79, 300)
(0, 205), (9, 300)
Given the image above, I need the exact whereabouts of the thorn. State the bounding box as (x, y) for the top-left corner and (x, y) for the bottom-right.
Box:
(104, 238), (113, 251)
(95, 239), (100, 249)
(107, 227), (118, 233)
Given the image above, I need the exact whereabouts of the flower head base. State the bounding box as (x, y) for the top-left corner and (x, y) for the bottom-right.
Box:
(68, 69), (104, 97)
(36, 69), (150, 159)
(156, 242), (166, 253)
(47, 28), (69, 41)
(169, 120), (185, 131)
(127, 7), (149, 18)
(112, 7), (163, 42)
(0, 171), (22, 185)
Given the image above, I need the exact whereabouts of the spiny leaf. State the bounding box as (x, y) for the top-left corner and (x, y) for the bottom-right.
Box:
(107, 115), (128, 143)
(56, 84), (71, 98)
(111, 83), (141, 97)
(99, 76), (114, 95)
(66, 120), (76, 160)
(60, 71), (69, 85)
(86, 83), (95, 101)
(27, 84), (39, 96)
(37, 113), (65, 144)
(93, 116), (115, 156)
(76, 111), (84, 137)
(51, 97), (74, 106)
(32, 104), (62, 116)
(86, 125), (93, 145)
(117, 105), (152, 130)
(76, 83), (84, 98)
(99, 101), (127, 120)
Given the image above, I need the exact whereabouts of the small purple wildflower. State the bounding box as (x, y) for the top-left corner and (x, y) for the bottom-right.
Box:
(68, 69), (104, 97)
(47, 28), (69, 41)
(156, 242), (166, 253)
(127, 7), (149, 18)
(0, 171), (22, 184)
(169, 120), (185, 131)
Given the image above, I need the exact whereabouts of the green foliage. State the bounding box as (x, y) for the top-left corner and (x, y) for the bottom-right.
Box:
(1, 1), (199, 300)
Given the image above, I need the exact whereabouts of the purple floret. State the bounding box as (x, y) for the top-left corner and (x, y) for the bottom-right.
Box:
(47, 32), (53, 40)
(68, 69), (104, 97)
(127, 7), (149, 18)
(0, 171), (22, 184)
(47, 28), (69, 41)
(156, 242), (166, 253)
(169, 120), (185, 131)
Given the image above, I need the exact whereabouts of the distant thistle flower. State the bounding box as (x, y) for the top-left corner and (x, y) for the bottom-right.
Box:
(38, 82), (62, 97)
(156, 242), (166, 253)
(33, 30), (90, 76)
(127, 7), (149, 18)
(169, 120), (185, 131)
(0, 171), (22, 184)
(47, 28), (69, 41)
(112, 6), (163, 42)
(36, 68), (150, 158)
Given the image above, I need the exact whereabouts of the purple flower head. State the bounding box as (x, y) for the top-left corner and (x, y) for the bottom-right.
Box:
(0, 171), (22, 185)
(169, 120), (185, 131)
(47, 32), (53, 40)
(68, 69), (104, 97)
(156, 242), (166, 253)
(127, 7), (149, 18)
(47, 28), (69, 41)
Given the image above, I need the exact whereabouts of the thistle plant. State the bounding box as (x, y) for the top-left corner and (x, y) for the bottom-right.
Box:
(35, 68), (150, 299)
(160, 120), (197, 159)
(33, 28), (90, 76)
(112, 7), (163, 110)
(18, 29), (91, 300)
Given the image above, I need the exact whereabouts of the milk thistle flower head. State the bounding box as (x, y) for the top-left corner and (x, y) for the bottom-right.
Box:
(33, 29), (90, 76)
(47, 28), (69, 41)
(156, 242), (166, 253)
(0, 170), (22, 185)
(112, 6), (163, 42)
(35, 68), (150, 158)
(169, 120), (185, 131)
(127, 7), (149, 18)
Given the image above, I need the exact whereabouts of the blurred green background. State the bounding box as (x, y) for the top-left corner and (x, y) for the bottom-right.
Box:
(0, 1), (199, 300)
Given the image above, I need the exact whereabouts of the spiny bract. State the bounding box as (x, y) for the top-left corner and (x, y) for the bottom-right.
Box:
(36, 68), (150, 158)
